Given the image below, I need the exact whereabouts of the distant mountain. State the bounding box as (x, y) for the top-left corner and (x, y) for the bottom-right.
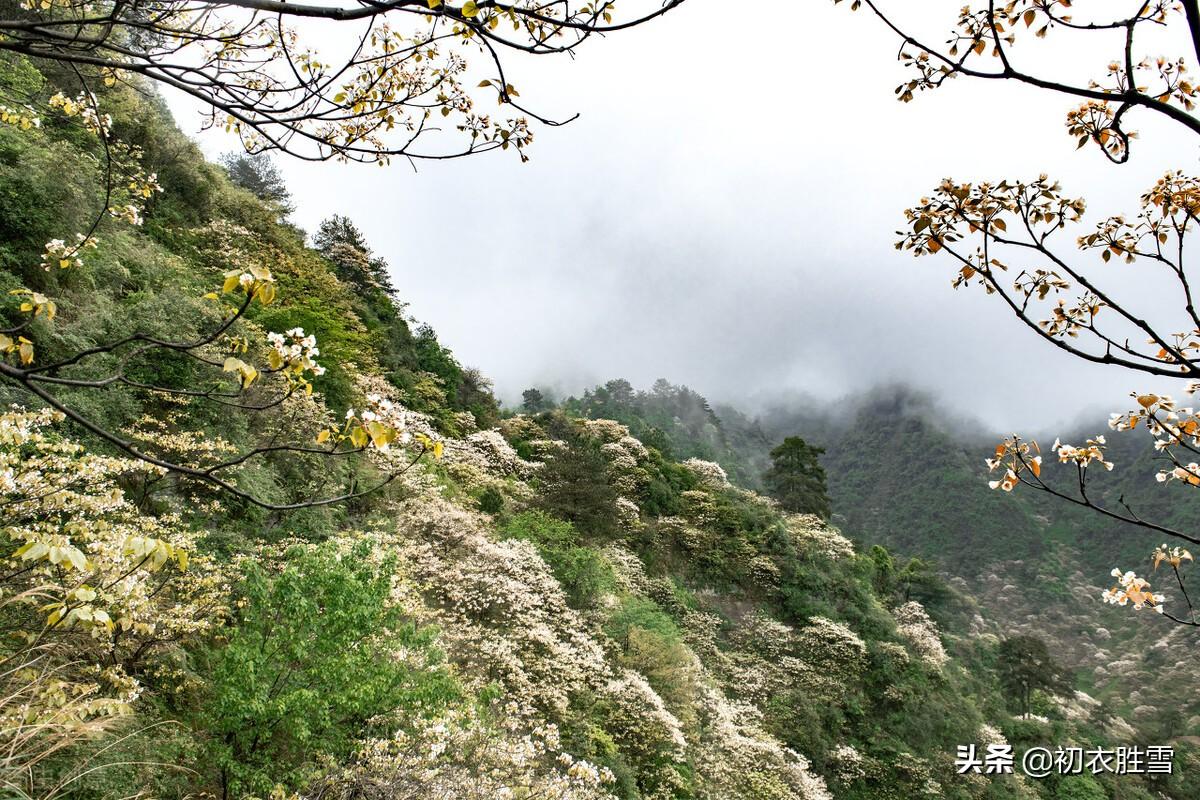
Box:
(568, 380), (1200, 739)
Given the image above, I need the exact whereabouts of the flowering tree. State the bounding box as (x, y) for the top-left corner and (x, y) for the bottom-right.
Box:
(0, 0), (684, 163)
(0, 407), (228, 797)
(0, 0), (684, 507)
(836, 0), (1200, 624)
(1, 213), (434, 509)
(0, 87), (441, 509)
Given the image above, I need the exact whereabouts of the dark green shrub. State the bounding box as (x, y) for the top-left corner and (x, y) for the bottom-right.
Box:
(501, 511), (614, 606)
(478, 485), (505, 514)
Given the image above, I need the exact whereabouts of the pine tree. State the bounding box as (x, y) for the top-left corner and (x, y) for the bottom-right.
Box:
(763, 436), (831, 519)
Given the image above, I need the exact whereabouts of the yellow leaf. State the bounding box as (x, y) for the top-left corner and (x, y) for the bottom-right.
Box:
(366, 420), (395, 448)
(462, 0), (478, 17)
(316, 429), (331, 444)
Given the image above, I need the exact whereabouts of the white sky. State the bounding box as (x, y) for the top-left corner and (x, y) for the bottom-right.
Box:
(167, 0), (1200, 432)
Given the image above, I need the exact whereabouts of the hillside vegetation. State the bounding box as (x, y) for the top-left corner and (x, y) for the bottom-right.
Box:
(558, 378), (1200, 766)
(1, 54), (1195, 800)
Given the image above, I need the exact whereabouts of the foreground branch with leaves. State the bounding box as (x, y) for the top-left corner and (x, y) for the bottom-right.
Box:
(839, 0), (1200, 625)
(0, 0), (684, 163)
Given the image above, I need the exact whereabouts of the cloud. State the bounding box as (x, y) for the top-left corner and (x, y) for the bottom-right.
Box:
(166, 0), (1199, 430)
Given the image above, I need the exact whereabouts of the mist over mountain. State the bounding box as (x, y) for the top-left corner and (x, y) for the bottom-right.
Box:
(8, 0), (1200, 789)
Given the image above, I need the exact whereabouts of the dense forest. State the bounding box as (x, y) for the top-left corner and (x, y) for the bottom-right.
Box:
(3, 47), (1199, 800)
(559, 379), (1200, 753)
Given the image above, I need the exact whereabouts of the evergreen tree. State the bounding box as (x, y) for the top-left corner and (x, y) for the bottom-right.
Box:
(996, 635), (1072, 719)
(313, 214), (370, 254)
(522, 388), (548, 413)
(763, 436), (831, 519)
(458, 367), (500, 428)
(219, 152), (294, 216)
(535, 440), (619, 538)
(313, 216), (396, 296)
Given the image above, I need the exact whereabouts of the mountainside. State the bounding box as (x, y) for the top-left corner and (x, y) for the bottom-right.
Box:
(562, 380), (1200, 755)
(2, 52), (1197, 800)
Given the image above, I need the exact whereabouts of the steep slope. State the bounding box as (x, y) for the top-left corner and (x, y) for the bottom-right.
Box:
(750, 386), (1200, 749)
(1, 52), (1194, 800)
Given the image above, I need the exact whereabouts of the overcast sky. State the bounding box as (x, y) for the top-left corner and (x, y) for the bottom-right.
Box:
(168, 0), (1200, 433)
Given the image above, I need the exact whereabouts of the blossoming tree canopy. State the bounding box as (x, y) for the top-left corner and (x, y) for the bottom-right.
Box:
(1, 406), (227, 772)
(0, 0), (686, 510)
(0, 51), (444, 511)
(835, 0), (1200, 625)
(3, 214), (440, 509)
(0, 0), (686, 163)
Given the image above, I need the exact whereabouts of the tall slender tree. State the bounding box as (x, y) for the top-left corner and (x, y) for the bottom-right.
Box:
(763, 436), (832, 519)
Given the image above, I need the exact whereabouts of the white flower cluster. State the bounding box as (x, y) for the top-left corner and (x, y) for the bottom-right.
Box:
(731, 612), (796, 661)
(49, 91), (112, 137)
(797, 616), (868, 673)
(977, 723), (1007, 747)
(267, 327), (326, 377)
(786, 514), (855, 560)
(0, 103), (39, 130)
(1103, 568), (1165, 612)
(582, 418), (634, 444)
(603, 669), (689, 761)
(40, 233), (97, 271)
(438, 428), (536, 479)
(1158, 463), (1200, 484)
(315, 700), (617, 800)
(0, 405), (61, 446)
(892, 601), (948, 668)
(602, 543), (652, 595)
(394, 496), (610, 714)
(111, 203), (143, 226)
(829, 743), (866, 784)
(1110, 395), (1200, 483)
(597, 433), (649, 495)
(1052, 435), (1114, 471)
(1, 407), (228, 737)
(682, 458), (730, 489)
(344, 393), (412, 450)
(617, 434), (649, 461)
(615, 496), (642, 529)
(693, 685), (832, 800)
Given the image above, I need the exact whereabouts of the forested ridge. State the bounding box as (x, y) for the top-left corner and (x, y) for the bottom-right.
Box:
(1, 50), (1197, 800)
(559, 378), (1200, 781)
